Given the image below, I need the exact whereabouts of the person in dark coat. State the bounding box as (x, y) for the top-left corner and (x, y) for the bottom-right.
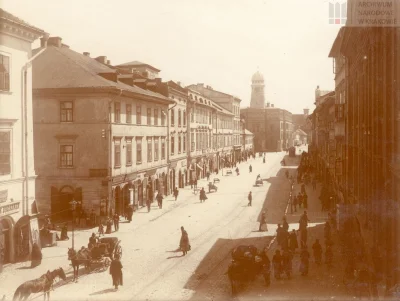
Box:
(282, 216), (289, 232)
(113, 214), (119, 232)
(288, 229), (298, 253)
(312, 239), (322, 264)
(30, 243), (42, 268)
(173, 187), (179, 201)
(156, 192), (163, 209)
(109, 254), (123, 290)
(299, 247), (310, 276)
(259, 211), (267, 231)
(179, 226), (190, 256)
(60, 223), (69, 240)
(247, 191), (252, 206)
(276, 224), (284, 246)
(272, 250), (282, 279)
(199, 188), (207, 203)
(249, 165), (252, 173)
(106, 218), (112, 234)
(303, 193), (308, 209)
(126, 205), (133, 222)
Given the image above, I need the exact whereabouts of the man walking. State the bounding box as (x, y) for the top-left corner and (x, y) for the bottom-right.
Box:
(247, 191), (252, 206)
(249, 165), (252, 173)
(113, 213), (119, 232)
(156, 192), (163, 209)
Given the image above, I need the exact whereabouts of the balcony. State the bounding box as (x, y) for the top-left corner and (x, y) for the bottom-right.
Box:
(0, 200), (21, 216)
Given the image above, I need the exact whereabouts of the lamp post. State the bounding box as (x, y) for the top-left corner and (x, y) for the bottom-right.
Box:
(69, 199), (77, 249)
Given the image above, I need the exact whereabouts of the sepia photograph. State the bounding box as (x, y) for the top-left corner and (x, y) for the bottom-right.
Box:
(0, 0), (399, 300)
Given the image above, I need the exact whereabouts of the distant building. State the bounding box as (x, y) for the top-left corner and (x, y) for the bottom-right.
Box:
(241, 104), (293, 152)
(116, 60), (160, 80)
(0, 9), (45, 264)
(250, 71), (265, 109)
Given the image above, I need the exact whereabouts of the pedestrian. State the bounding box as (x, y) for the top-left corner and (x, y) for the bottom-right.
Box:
(281, 250), (293, 279)
(179, 226), (190, 256)
(293, 196), (298, 212)
(106, 218), (112, 234)
(247, 191), (252, 206)
(156, 192), (163, 209)
(297, 192), (303, 208)
(300, 228), (308, 248)
(272, 250), (282, 279)
(276, 224), (284, 246)
(126, 205), (133, 222)
(30, 243), (42, 268)
(113, 214), (119, 232)
(98, 221), (104, 236)
(259, 211), (267, 231)
(249, 165), (252, 173)
(109, 254), (123, 290)
(303, 193), (308, 209)
(312, 239), (322, 264)
(299, 211), (309, 231)
(282, 216), (289, 232)
(288, 229), (298, 253)
(199, 188), (207, 203)
(235, 167), (239, 176)
(206, 171), (210, 181)
(146, 197), (151, 212)
(60, 223), (69, 240)
(173, 187), (179, 201)
(299, 247), (310, 276)
(260, 248), (271, 286)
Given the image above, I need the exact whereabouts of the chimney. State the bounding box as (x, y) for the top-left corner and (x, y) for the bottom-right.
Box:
(315, 85), (321, 102)
(83, 52), (90, 57)
(40, 34), (49, 48)
(271, 104), (274, 107)
(177, 81), (181, 86)
(266, 102), (270, 107)
(106, 60), (111, 65)
(95, 56), (107, 64)
(198, 83), (204, 88)
(48, 36), (62, 47)
(303, 108), (309, 116)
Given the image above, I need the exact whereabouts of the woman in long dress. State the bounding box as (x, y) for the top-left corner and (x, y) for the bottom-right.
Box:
(110, 254), (123, 290)
(179, 226), (190, 256)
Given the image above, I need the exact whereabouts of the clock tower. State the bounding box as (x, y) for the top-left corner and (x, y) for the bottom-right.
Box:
(250, 71), (265, 109)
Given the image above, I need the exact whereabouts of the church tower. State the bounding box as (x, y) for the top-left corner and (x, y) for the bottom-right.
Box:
(250, 71), (265, 109)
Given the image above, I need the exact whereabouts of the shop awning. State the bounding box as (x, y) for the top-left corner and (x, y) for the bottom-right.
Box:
(196, 164), (203, 170)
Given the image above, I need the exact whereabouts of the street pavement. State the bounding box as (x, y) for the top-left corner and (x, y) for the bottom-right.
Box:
(0, 147), (361, 301)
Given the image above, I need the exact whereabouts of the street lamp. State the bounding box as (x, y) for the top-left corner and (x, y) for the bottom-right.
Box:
(69, 199), (77, 249)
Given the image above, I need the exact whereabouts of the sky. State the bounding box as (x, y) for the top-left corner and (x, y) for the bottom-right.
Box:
(3, 0), (341, 114)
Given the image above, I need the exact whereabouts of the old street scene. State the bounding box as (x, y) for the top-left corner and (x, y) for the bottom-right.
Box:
(0, 0), (399, 300)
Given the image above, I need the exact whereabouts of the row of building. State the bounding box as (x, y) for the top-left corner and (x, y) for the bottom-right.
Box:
(308, 0), (400, 293)
(0, 9), (256, 265)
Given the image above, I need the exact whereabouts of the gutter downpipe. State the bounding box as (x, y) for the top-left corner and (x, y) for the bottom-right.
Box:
(21, 47), (46, 216)
(166, 102), (177, 196)
(108, 89), (123, 217)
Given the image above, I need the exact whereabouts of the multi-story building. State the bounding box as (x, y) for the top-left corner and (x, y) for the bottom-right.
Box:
(328, 18), (400, 291)
(32, 37), (173, 221)
(241, 103), (293, 152)
(187, 83), (242, 163)
(0, 9), (45, 265)
(241, 129), (254, 154)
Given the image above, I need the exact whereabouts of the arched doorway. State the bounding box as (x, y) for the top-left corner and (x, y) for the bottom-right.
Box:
(52, 186), (74, 221)
(14, 216), (31, 262)
(0, 217), (14, 264)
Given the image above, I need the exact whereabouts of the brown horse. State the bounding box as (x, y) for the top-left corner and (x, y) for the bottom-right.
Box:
(67, 247), (91, 282)
(13, 267), (66, 301)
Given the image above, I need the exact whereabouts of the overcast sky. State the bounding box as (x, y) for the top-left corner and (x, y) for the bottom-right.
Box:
(4, 0), (341, 114)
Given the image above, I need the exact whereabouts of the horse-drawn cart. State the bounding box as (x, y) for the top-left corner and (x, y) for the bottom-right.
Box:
(68, 237), (122, 280)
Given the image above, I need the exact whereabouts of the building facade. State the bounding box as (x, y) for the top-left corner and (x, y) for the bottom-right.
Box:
(0, 9), (45, 265)
(328, 23), (400, 292)
(32, 37), (173, 222)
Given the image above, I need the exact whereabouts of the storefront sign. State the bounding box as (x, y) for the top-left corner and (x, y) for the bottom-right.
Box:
(0, 201), (20, 216)
(30, 218), (41, 248)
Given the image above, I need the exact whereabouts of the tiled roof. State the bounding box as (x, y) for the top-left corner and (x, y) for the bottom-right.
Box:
(32, 45), (171, 102)
(0, 8), (45, 34)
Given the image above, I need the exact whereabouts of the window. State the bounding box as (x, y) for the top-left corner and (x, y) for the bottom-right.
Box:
(147, 138), (152, 162)
(60, 145), (74, 167)
(161, 110), (165, 126)
(178, 135), (181, 153)
(126, 139), (132, 165)
(154, 137), (159, 161)
(126, 104), (132, 123)
(114, 102), (121, 123)
(178, 110), (181, 127)
(171, 135), (175, 155)
(154, 109), (158, 125)
(147, 108), (151, 125)
(161, 137), (166, 159)
(183, 110), (186, 126)
(171, 109), (175, 126)
(0, 131), (11, 175)
(191, 131), (195, 151)
(183, 135), (186, 152)
(60, 101), (73, 122)
(136, 138), (142, 164)
(114, 139), (121, 167)
(136, 105), (141, 125)
(0, 54), (10, 91)
(190, 110), (194, 122)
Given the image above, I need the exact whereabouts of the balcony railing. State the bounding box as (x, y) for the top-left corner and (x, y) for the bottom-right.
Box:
(0, 200), (21, 216)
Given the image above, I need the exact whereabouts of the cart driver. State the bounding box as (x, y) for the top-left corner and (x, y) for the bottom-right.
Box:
(88, 232), (99, 249)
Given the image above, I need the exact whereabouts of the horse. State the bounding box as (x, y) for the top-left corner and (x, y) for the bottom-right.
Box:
(13, 267), (66, 301)
(67, 247), (91, 282)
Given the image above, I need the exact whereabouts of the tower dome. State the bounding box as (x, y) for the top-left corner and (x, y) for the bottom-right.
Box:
(252, 71), (264, 82)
